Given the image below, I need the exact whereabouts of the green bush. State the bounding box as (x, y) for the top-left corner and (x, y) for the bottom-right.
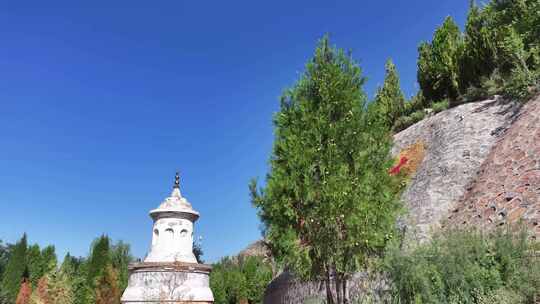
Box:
(503, 66), (536, 101)
(392, 110), (426, 133)
(431, 100), (449, 113)
(392, 116), (414, 133)
(409, 110), (425, 123)
(385, 228), (540, 304)
(210, 256), (273, 304)
(403, 92), (428, 117)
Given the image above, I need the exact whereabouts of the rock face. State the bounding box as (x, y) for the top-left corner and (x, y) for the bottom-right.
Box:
(392, 97), (521, 241)
(238, 240), (272, 260)
(446, 96), (540, 236)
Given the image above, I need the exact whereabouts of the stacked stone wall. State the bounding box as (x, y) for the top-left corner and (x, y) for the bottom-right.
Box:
(447, 96), (540, 237)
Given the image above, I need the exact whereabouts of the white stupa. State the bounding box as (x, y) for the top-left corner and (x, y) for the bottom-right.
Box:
(121, 173), (214, 303)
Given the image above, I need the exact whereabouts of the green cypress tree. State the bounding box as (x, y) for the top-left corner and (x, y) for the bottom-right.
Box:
(1, 234), (28, 303)
(60, 254), (88, 304)
(39, 246), (57, 280)
(26, 245), (41, 288)
(0, 241), (10, 285)
(417, 17), (463, 103)
(27, 245), (56, 289)
(110, 241), (132, 292)
(373, 59), (406, 128)
(459, 1), (497, 91)
(86, 235), (111, 287)
(250, 36), (401, 304)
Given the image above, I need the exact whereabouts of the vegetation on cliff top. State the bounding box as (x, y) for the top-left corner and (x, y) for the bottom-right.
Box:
(393, 0), (540, 132)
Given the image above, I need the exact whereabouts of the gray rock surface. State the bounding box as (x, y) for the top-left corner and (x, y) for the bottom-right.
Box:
(392, 97), (520, 242)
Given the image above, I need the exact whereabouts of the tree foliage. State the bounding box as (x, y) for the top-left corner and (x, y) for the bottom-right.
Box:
(250, 36), (401, 304)
(0, 234), (132, 304)
(392, 0), (540, 133)
(109, 241), (132, 293)
(210, 256), (272, 304)
(27, 245), (56, 289)
(417, 17), (462, 104)
(1, 235), (28, 303)
(14, 280), (30, 304)
(373, 59), (406, 127)
(94, 266), (120, 304)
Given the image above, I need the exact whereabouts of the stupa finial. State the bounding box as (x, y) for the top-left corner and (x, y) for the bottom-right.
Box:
(173, 172), (180, 189)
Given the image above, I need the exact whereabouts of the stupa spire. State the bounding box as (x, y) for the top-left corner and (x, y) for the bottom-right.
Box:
(173, 171), (180, 189)
(171, 171), (182, 198)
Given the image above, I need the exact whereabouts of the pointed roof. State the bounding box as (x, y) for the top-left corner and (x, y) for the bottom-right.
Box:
(149, 172), (200, 221)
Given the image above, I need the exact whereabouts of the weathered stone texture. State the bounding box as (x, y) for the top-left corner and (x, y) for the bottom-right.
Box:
(263, 270), (390, 304)
(392, 97), (520, 241)
(447, 96), (540, 237)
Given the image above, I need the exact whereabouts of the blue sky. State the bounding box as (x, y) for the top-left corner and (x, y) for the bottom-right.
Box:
(0, 1), (468, 262)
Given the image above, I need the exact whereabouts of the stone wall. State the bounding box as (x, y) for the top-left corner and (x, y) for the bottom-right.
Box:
(263, 271), (390, 304)
(446, 96), (540, 237)
(392, 97), (520, 242)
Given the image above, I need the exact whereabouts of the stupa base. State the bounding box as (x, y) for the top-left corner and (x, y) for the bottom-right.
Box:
(121, 262), (214, 304)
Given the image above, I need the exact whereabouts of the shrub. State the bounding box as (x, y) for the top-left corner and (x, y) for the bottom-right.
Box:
(210, 256), (272, 304)
(392, 110), (427, 133)
(431, 100), (449, 113)
(392, 116), (414, 133)
(503, 66), (536, 101)
(409, 110), (425, 122)
(402, 92), (427, 117)
(385, 227), (540, 304)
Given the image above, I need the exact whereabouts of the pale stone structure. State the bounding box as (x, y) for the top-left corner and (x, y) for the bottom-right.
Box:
(121, 173), (214, 303)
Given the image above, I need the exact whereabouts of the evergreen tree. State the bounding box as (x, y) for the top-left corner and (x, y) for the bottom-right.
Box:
(373, 59), (406, 128)
(15, 280), (30, 304)
(459, 1), (497, 90)
(110, 241), (132, 293)
(60, 254), (88, 304)
(0, 241), (10, 288)
(250, 37), (401, 304)
(417, 17), (463, 103)
(1, 234), (28, 303)
(28, 245), (56, 289)
(94, 266), (119, 304)
(46, 269), (74, 304)
(26, 245), (40, 289)
(85, 235), (111, 290)
(29, 277), (48, 304)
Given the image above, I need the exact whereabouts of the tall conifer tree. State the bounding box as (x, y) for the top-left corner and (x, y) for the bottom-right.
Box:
(1, 234), (28, 303)
(250, 37), (400, 304)
(373, 59), (406, 127)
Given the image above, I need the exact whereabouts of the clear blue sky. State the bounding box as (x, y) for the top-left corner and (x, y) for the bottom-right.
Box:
(0, 1), (468, 262)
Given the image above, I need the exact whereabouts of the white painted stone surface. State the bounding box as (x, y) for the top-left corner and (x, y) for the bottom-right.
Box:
(121, 174), (214, 303)
(145, 186), (199, 263)
(122, 269), (213, 303)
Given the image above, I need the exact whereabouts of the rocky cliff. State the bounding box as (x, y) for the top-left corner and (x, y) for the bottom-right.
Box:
(262, 95), (540, 303)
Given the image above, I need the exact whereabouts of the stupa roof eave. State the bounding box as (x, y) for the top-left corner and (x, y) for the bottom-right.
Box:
(149, 207), (200, 217)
